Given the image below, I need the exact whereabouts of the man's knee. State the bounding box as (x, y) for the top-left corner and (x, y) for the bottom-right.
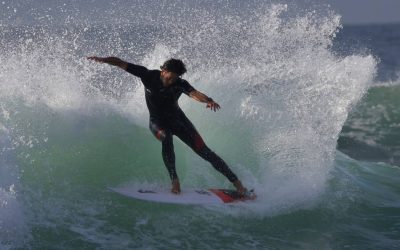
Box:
(156, 129), (167, 141)
(150, 122), (167, 141)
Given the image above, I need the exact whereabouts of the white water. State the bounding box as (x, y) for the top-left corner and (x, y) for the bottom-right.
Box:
(0, 2), (377, 246)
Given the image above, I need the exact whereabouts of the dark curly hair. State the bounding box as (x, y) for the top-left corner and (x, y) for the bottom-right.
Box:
(160, 58), (187, 76)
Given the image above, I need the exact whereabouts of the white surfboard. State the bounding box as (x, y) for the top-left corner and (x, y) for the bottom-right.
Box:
(108, 186), (256, 205)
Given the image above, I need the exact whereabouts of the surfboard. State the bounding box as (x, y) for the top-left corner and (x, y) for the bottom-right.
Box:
(108, 186), (256, 205)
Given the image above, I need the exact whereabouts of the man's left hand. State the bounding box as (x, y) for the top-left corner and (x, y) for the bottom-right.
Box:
(206, 100), (221, 112)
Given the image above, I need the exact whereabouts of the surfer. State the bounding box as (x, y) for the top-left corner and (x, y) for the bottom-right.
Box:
(87, 56), (250, 196)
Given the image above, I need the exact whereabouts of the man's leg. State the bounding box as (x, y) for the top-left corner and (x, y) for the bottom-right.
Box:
(149, 120), (180, 193)
(171, 116), (240, 184)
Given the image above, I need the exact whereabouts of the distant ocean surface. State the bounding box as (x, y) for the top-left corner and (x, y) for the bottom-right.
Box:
(335, 23), (400, 167)
(0, 1), (399, 249)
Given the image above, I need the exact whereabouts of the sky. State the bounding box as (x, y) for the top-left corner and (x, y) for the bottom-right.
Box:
(327, 0), (400, 24)
(1, 0), (400, 26)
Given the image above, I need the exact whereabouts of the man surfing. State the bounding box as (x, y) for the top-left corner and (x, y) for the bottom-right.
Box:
(87, 56), (252, 197)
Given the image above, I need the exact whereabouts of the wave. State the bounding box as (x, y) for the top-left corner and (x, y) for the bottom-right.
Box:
(0, 2), (383, 248)
(373, 70), (400, 87)
(339, 82), (400, 166)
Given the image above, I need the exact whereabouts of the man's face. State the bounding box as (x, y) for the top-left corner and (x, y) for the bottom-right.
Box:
(160, 70), (179, 86)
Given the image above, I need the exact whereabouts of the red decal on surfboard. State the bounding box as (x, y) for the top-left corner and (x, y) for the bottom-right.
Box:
(209, 189), (236, 203)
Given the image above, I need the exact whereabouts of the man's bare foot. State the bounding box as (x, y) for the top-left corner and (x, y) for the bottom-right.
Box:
(171, 179), (181, 194)
(233, 180), (257, 199)
(233, 180), (247, 196)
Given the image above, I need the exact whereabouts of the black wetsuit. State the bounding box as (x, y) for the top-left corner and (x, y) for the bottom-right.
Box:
(126, 63), (238, 183)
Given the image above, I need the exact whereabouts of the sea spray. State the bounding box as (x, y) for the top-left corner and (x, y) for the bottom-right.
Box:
(0, 1), (380, 248)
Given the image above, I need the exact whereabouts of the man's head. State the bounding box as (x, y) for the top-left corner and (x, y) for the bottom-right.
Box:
(160, 58), (187, 85)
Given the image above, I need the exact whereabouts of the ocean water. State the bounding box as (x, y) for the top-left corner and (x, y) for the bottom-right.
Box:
(335, 23), (400, 167)
(0, 1), (399, 249)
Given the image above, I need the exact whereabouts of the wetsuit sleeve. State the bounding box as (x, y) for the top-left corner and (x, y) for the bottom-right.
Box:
(126, 63), (149, 78)
(181, 80), (196, 95)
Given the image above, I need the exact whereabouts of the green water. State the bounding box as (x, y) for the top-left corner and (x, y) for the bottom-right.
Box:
(4, 107), (397, 249)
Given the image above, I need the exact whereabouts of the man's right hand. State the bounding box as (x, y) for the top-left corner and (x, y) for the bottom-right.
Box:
(87, 56), (128, 70)
(87, 56), (106, 63)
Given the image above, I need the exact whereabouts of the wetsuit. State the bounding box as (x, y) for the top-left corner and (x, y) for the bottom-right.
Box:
(126, 63), (238, 183)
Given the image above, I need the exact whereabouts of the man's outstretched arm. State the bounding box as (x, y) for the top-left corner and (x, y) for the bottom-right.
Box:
(87, 56), (149, 78)
(87, 56), (128, 70)
(188, 90), (221, 112)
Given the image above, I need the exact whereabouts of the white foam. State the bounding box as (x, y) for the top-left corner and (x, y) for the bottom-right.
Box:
(0, 2), (377, 217)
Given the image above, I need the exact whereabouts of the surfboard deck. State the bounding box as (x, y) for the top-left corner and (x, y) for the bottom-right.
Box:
(108, 186), (256, 205)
